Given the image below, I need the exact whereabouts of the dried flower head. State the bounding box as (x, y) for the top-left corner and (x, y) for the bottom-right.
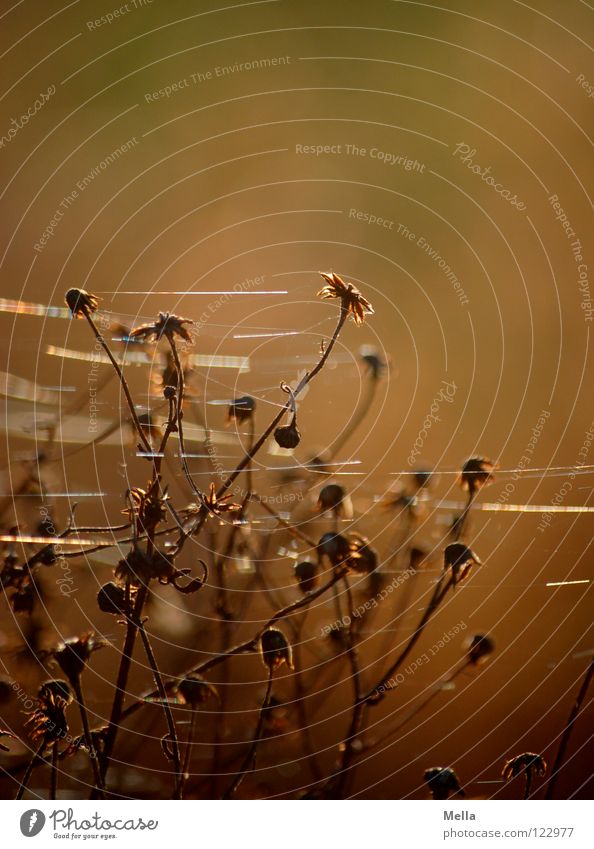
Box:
(227, 395), (256, 424)
(317, 272), (374, 325)
(294, 560), (319, 594)
(65, 288), (99, 318)
(346, 533), (378, 575)
(199, 482), (242, 518)
(502, 753), (547, 781)
(259, 627), (294, 672)
(123, 479), (169, 532)
(443, 542), (481, 587)
(51, 634), (106, 685)
(465, 633), (495, 666)
(129, 312), (193, 344)
(460, 456), (497, 493)
(424, 766), (465, 800)
(97, 581), (129, 616)
(26, 679), (73, 747)
(176, 674), (219, 708)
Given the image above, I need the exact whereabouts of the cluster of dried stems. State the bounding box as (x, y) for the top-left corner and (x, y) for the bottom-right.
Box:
(0, 274), (590, 801)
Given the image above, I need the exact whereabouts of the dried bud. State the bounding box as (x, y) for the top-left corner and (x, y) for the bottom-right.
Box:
(465, 633), (495, 666)
(177, 674), (218, 707)
(294, 560), (319, 594)
(317, 484), (347, 514)
(413, 469), (432, 489)
(424, 766), (465, 800)
(460, 456), (497, 493)
(443, 542), (481, 586)
(163, 385), (177, 400)
(274, 418), (301, 449)
(65, 288), (99, 318)
(259, 627), (294, 672)
(359, 345), (386, 380)
(227, 396), (255, 424)
(97, 582), (128, 615)
(317, 532), (352, 567)
(53, 634), (105, 684)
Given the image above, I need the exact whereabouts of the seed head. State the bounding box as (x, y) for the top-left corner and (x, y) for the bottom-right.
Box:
(274, 419), (301, 449)
(65, 288), (99, 318)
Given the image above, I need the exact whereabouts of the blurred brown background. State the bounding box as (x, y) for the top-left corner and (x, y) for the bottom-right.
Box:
(0, 0), (592, 799)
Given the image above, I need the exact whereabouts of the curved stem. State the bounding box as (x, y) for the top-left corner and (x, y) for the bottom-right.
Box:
(72, 677), (105, 797)
(222, 666), (274, 798)
(99, 584), (147, 787)
(326, 373), (378, 459)
(180, 709), (198, 798)
(119, 568), (345, 722)
(50, 741), (59, 800)
(454, 488), (475, 541)
(544, 654), (594, 799)
(15, 740), (45, 800)
(137, 620), (182, 799)
(82, 311), (151, 454)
